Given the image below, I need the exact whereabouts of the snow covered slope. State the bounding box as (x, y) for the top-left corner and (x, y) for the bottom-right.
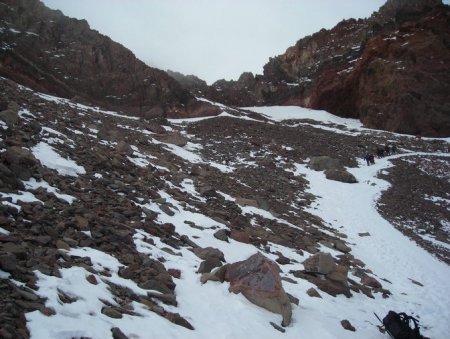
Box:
(1, 80), (449, 338)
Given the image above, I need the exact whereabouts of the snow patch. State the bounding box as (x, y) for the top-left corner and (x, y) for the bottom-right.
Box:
(31, 142), (86, 176)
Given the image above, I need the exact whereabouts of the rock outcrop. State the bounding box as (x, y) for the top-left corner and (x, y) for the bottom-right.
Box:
(201, 253), (293, 326)
(0, 0), (218, 119)
(198, 0), (450, 137)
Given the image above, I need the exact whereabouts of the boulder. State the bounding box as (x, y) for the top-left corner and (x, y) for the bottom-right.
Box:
(213, 229), (229, 242)
(325, 169), (358, 184)
(309, 156), (341, 171)
(226, 253), (292, 326)
(101, 307), (122, 319)
(192, 247), (225, 262)
(303, 252), (336, 275)
(116, 141), (133, 156)
(306, 287), (322, 298)
(154, 133), (189, 147)
(230, 230), (251, 244)
(0, 101), (20, 126)
(202, 253), (293, 326)
(3, 146), (38, 180)
(197, 257), (223, 274)
(334, 240), (352, 253)
(361, 274), (382, 289)
(111, 327), (129, 339)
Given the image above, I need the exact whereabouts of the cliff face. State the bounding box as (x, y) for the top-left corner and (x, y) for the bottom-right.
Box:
(310, 7), (450, 136)
(201, 0), (450, 137)
(0, 0), (218, 119)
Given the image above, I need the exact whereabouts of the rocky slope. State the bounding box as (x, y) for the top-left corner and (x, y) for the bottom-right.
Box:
(1, 76), (449, 338)
(0, 0), (219, 119)
(199, 0), (450, 137)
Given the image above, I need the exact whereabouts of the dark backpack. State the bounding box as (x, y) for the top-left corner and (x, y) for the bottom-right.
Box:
(382, 311), (427, 339)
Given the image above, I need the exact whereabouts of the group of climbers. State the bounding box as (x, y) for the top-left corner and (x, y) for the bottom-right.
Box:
(363, 143), (397, 166)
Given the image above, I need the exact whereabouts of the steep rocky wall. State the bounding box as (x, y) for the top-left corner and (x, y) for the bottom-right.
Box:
(0, 0), (219, 118)
(199, 0), (450, 137)
(309, 7), (450, 136)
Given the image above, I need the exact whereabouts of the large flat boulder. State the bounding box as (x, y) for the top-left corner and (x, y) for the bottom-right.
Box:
(202, 252), (293, 326)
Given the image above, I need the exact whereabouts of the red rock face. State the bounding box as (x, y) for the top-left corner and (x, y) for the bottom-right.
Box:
(200, 0), (449, 137)
(0, 0), (220, 119)
(310, 7), (450, 136)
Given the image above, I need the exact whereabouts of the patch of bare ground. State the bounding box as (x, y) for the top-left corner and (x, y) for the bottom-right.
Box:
(377, 155), (450, 264)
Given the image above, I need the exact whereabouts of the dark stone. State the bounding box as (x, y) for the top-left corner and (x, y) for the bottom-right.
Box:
(0, 254), (17, 272)
(303, 252), (336, 275)
(361, 274), (382, 289)
(138, 280), (172, 294)
(306, 287), (322, 298)
(102, 307), (123, 319)
(111, 327), (129, 339)
(165, 312), (194, 330)
(147, 291), (177, 306)
(341, 319), (356, 331)
(192, 247), (225, 262)
(197, 257), (223, 274)
(213, 229), (229, 242)
(325, 169), (358, 184)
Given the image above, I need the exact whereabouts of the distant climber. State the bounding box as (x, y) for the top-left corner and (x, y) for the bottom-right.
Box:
(376, 147), (384, 158)
(364, 153), (375, 166)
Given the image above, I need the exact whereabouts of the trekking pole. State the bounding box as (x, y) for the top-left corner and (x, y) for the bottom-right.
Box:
(374, 312), (394, 339)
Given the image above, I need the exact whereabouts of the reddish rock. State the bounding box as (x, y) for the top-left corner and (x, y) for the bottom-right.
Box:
(86, 274), (98, 285)
(361, 274), (383, 289)
(200, 253), (293, 325)
(215, 253), (293, 326)
(306, 287), (322, 298)
(230, 230), (251, 244)
(276, 255), (290, 265)
(168, 269), (181, 279)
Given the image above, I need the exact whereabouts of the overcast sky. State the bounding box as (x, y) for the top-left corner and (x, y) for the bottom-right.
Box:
(42, 0), (388, 84)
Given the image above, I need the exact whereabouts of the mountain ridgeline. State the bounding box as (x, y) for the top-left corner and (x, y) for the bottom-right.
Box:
(0, 0), (219, 119)
(180, 0), (449, 137)
(0, 0), (449, 136)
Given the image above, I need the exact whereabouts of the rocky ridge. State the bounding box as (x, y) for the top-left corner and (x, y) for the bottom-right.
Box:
(0, 0), (218, 119)
(1, 76), (449, 338)
(197, 0), (450, 137)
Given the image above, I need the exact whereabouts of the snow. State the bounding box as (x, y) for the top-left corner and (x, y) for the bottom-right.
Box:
(160, 142), (203, 163)
(0, 191), (42, 206)
(33, 91), (139, 120)
(3, 95), (446, 338)
(31, 142), (86, 176)
(0, 227), (10, 235)
(23, 178), (76, 204)
(168, 111), (254, 125)
(244, 106), (364, 130)
(41, 127), (75, 147)
(290, 153), (450, 338)
(195, 96), (236, 111)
